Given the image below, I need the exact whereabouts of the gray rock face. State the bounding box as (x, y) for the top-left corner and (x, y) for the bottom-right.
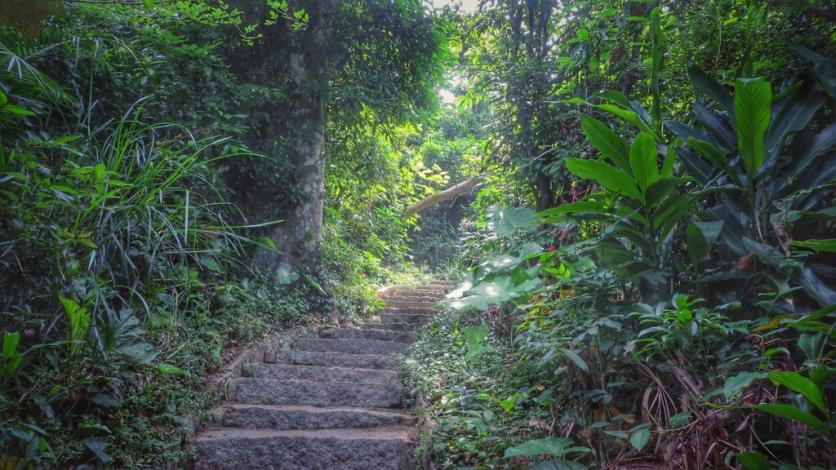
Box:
(196, 282), (450, 469)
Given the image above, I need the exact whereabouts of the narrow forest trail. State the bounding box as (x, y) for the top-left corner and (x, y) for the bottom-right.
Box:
(195, 280), (454, 469)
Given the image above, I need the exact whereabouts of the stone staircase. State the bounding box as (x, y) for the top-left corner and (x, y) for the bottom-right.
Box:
(195, 280), (453, 469)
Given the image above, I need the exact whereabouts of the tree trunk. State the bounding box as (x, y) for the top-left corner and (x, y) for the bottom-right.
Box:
(254, 0), (335, 273)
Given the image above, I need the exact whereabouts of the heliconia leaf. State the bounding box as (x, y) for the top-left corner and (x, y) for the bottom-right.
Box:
(734, 77), (772, 183)
(565, 158), (642, 201)
(580, 116), (631, 172)
(629, 133), (659, 193)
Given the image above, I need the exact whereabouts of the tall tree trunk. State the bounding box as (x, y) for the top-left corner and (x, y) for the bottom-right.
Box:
(254, 0), (335, 273)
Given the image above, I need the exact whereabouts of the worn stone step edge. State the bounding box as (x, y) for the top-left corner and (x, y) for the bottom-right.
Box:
(362, 321), (419, 332)
(293, 338), (409, 355)
(229, 377), (403, 408)
(212, 403), (415, 430)
(243, 362), (398, 384)
(325, 327), (414, 342)
(196, 426), (415, 470)
(383, 307), (439, 315)
(380, 313), (432, 325)
(271, 349), (397, 369)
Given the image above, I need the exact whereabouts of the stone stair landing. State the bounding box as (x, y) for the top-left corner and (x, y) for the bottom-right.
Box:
(195, 280), (453, 469)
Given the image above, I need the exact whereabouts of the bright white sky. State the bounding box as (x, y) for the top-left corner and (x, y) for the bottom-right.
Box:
(430, 0), (480, 13)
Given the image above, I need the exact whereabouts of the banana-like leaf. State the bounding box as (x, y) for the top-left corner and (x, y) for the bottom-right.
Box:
(688, 66), (734, 112)
(734, 78), (772, 182)
(787, 122), (836, 183)
(566, 158), (642, 201)
(694, 102), (737, 149)
(687, 221), (724, 264)
(629, 133), (659, 193)
(765, 83), (826, 149)
(580, 116), (631, 172)
(686, 137), (742, 186)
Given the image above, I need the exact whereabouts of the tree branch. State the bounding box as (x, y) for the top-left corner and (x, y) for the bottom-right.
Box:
(404, 176), (482, 217)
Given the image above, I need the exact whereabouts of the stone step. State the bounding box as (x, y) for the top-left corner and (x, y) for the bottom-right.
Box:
(244, 362), (398, 384)
(293, 338), (408, 355)
(196, 426), (415, 470)
(216, 403), (415, 430)
(384, 300), (438, 308)
(386, 288), (446, 295)
(330, 327), (413, 342)
(383, 307), (439, 315)
(381, 289), (446, 299)
(230, 378), (403, 408)
(272, 350), (396, 369)
(380, 313), (432, 325)
(362, 321), (416, 332)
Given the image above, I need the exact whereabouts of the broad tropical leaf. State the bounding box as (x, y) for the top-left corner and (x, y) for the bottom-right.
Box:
(566, 158), (642, 201)
(734, 78), (772, 182)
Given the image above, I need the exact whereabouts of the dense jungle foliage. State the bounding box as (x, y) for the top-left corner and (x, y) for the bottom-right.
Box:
(0, 0), (834, 469)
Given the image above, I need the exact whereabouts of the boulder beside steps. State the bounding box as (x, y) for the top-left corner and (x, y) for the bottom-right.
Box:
(195, 280), (453, 469)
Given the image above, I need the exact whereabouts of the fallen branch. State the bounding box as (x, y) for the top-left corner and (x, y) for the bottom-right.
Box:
(404, 176), (482, 217)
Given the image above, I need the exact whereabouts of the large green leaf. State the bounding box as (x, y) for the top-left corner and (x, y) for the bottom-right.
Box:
(686, 221), (724, 264)
(654, 194), (695, 237)
(765, 84), (825, 149)
(629, 133), (659, 193)
(566, 158), (642, 201)
(754, 403), (829, 436)
(722, 371), (763, 401)
(734, 78), (772, 182)
(768, 371), (827, 414)
(792, 238), (836, 253)
(645, 178), (686, 208)
(487, 206), (536, 238)
(688, 66), (734, 112)
(686, 138), (741, 186)
(580, 116), (631, 172)
(537, 199), (605, 221)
